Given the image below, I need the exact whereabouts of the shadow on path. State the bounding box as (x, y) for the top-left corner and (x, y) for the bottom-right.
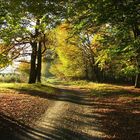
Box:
(0, 84), (140, 140)
(0, 113), (101, 140)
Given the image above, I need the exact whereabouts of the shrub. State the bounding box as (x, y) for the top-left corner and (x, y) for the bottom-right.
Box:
(0, 74), (24, 83)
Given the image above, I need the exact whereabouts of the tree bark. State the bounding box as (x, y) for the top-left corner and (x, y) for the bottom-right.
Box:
(82, 51), (89, 80)
(133, 25), (140, 88)
(28, 42), (37, 84)
(28, 19), (41, 84)
(135, 72), (140, 88)
(89, 54), (102, 82)
(36, 41), (42, 83)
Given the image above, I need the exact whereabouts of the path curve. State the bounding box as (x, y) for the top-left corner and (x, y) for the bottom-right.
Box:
(32, 87), (105, 140)
(1, 87), (106, 140)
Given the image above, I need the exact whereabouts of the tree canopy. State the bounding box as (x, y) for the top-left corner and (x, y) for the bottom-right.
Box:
(0, 0), (140, 87)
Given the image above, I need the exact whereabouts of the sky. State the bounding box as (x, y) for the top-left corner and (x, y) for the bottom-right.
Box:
(0, 43), (31, 74)
(0, 61), (20, 74)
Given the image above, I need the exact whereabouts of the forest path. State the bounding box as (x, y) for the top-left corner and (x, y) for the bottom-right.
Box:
(0, 86), (106, 140)
(30, 87), (105, 140)
(0, 83), (139, 140)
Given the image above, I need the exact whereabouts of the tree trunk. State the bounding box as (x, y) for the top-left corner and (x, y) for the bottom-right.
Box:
(36, 42), (42, 83)
(82, 51), (89, 80)
(135, 73), (140, 88)
(133, 25), (140, 88)
(87, 41), (101, 82)
(89, 54), (101, 82)
(94, 65), (102, 82)
(28, 42), (37, 84)
(28, 19), (41, 84)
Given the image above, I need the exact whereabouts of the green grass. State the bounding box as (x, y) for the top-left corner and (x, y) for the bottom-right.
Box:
(0, 83), (58, 95)
(45, 78), (140, 99)
(0, 79), (140, 102)
(45, 77), (89, 86)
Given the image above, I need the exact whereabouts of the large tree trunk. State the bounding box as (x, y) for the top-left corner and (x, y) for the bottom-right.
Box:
(28, 42), (37, 84)
(94, 65), (103, 82)
(86, 38), (102, 82)
(28, 19), (41, 84)
(36, 41), (42, 83)
(89, 54), (102, 82)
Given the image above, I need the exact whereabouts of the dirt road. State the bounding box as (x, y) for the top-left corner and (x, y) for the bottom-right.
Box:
(21, 87), (105, 140)
(36, 92), (105, 140)
(1, 85), (140, 140)
(9, 87), (105, 140)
